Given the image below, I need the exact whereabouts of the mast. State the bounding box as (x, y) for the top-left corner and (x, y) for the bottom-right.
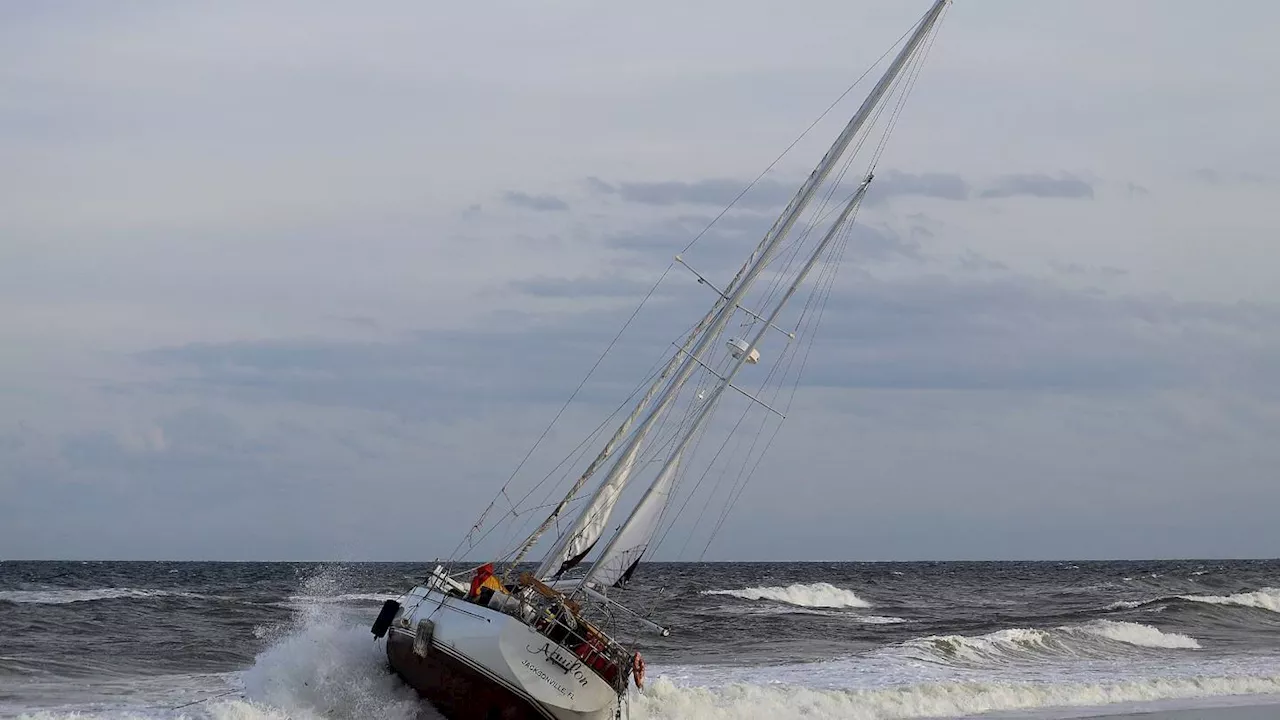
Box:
(518, 0), (948, 585)
(582, 176), (876, 590)
(519, 234), (775, 577)
(514, 175), (812, 574)
(576, 0), (950, 592)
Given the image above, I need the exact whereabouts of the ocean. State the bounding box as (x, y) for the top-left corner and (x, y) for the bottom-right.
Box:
(2, 560), (1278, 719)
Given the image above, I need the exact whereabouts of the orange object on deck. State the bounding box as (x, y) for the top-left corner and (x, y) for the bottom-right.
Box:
(468, 563), (496, 598)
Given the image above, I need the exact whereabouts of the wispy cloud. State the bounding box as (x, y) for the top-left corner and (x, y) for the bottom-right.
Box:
(502, 191), (570, 211)
(979, 173), (1094, 199)
(587, 176), (795, 210)
(864, 170), (970, 204)
(1193, 168), (1278, 186)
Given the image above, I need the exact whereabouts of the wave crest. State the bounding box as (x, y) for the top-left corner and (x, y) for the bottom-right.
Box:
(901, 621), (1199, 664)
(1081, 619), (1199, 649)
(1180, 587), (1280, 614)
(702, 582), (871, 609)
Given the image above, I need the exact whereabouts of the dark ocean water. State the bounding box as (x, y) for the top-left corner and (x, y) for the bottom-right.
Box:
(2, 560), (1279, 719)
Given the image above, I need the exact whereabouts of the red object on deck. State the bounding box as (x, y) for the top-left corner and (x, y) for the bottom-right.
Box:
(469, 563), (495, 597)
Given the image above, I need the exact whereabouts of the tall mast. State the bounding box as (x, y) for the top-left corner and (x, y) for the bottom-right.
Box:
(583, 177), (876, 589)
(518, 227), (777, 576)
(576, 0), (949, 591)
(519, 0), (948, 582)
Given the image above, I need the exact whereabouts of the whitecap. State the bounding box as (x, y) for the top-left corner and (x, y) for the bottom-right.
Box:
(1179, 587), (1280, 614)
(702, 582), (871, 609)
(1078, 620), (1200, 649)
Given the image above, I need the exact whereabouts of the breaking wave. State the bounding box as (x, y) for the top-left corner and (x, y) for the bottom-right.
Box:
(900, 620), (1200, 665)
(0, 588), (208, 605)
(1180, 587), (1280, 613)
(1101, 587), (1280, 617)
(1081, 619), (1200, 649)
(631, 674), (1280, 720)
(702, 582), (871, 609)
(235, 593), (425, 719)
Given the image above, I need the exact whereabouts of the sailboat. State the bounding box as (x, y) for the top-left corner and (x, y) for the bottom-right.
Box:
(369, 2), (952, 719)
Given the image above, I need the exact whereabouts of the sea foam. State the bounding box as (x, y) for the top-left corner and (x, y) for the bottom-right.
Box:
(702, 582), (872, 609)
(1180, 587), (1280, 614)
(901, 620), (1200, 665)
(630, 674), (1280, 720)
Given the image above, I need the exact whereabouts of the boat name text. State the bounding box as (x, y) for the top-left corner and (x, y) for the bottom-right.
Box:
(526, 641), (590, 688)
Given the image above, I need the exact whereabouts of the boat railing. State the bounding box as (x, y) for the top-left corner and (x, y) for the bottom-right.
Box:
(515, 573), (632, 687)
(474, 571), (633, 690)
(434, 566), (634, 689)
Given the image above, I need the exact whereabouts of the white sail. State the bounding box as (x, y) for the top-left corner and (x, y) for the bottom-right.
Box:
(510, 340), (683, 572)
(589, 451), (682, 588)
(540, 444), (640, 576)
(519, 202), (783, 575)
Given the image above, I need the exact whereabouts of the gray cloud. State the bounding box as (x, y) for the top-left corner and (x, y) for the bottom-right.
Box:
(135, 270), (1280, 411)
(510, 275), (660, 299)
(799, 277), (1279, 393)
(589, 170), (973, 211)
(502, 191), (570, 211)
(84, 263), (1278, 562)
(980, 173), (1094, 199)
(4, 0), (1280, 561)
(587, 176), (795, 211)
(589, 169), (1103, 217)
(863, 170), (970, 204)
(602, 210), (921, 270)
(1193, 168), (1278, 186)
(958, 251), (1009, 273)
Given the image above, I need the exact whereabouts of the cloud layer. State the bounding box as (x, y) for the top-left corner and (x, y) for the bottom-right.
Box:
(3, 0), (1280, 560)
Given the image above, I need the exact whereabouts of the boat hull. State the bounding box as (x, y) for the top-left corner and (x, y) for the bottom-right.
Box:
(385, 583), (624, 720)
(388, 626), (553, 720)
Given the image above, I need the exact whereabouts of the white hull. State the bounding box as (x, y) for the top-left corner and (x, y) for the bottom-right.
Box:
(387, 581), (628, 720)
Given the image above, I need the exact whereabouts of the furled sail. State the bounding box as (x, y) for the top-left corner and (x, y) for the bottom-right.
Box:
(538, 444), (640, 577)
(587, 451), (683, 588)
(579, 175), (878, 592)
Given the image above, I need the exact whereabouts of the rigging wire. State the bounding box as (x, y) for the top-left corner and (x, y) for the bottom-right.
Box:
(454, 351), (675, 557)
(447, 25), (925, 560)
(447, 3), (948, 585)
(657, 30), (922, 559)
(697, 10), (950, 560)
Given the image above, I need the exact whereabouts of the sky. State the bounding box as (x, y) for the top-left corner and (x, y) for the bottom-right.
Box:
(3, 0), (1279, 561)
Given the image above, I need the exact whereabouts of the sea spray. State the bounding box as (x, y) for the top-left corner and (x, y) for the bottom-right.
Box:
(236, 567), (425, 719)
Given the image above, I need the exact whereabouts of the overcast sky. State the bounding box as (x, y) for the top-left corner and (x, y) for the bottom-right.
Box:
(3, 1), (1278, 561)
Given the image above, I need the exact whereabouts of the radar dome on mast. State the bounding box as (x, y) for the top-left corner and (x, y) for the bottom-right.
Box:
(727, 338), (760, 364)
